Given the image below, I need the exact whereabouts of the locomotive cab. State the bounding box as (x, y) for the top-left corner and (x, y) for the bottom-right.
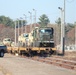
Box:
(28, 27), (55, 47)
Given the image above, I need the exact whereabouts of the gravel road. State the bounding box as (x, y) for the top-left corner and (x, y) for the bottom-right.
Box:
(0, 71), (4, 75)
(0, 53), (76, 75)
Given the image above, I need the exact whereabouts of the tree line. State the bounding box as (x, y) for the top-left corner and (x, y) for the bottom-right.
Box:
(0, 15), (75, 30)
(0, 15), (27, 28)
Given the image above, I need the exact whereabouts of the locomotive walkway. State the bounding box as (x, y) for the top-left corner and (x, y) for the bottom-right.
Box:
(0, 53), (76, 75)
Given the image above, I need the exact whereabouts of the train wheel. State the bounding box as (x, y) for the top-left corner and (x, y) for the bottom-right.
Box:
(28, 50), (33, 57)
(40, 51), (45, 57)
(49, 50), (54, 55)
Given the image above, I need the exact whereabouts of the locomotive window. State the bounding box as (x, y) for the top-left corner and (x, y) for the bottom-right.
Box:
(40, 29), (45, 33)
(45, 29), (52, 33)
(23, 34), (28, 37)
(7, 39), (11, 41)
(39, 29), (52, 34)
(4, 38), (11, 41)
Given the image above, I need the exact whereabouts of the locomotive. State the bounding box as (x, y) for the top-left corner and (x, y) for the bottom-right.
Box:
(27, 27), (54, 47)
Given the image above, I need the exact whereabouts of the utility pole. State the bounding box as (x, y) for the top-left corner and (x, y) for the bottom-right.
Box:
(23, 14), (27, 33)
(58, 7), (64, 54)
(20, 17), (24, 34)
(63, 0), (65, 55)
(28, 11), (32, 32)
(17, 19), (19, 38)
(58, 0), (65, 55)
(17, 19), (19, 46)
(15, 21), (17, 46)
(33, 9), (36, 47)
(33, 9), (36, 28)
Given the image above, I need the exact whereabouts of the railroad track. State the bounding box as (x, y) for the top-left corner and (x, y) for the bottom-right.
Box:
(20, 55), (76, 71)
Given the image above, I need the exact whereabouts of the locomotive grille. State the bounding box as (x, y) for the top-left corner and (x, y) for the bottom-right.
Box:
(42, 34), (50, 41)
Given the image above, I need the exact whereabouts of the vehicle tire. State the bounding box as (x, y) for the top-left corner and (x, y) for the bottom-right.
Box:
(0, 51), (4, 57)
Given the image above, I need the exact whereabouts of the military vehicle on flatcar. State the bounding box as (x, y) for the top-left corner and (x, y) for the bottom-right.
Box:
(7, 27), (56, 56)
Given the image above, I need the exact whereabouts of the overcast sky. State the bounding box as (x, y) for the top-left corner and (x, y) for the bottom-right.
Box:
(0, 0), (76, 23)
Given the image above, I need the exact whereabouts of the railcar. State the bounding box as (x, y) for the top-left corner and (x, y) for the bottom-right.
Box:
(7, 27), (56, 56)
